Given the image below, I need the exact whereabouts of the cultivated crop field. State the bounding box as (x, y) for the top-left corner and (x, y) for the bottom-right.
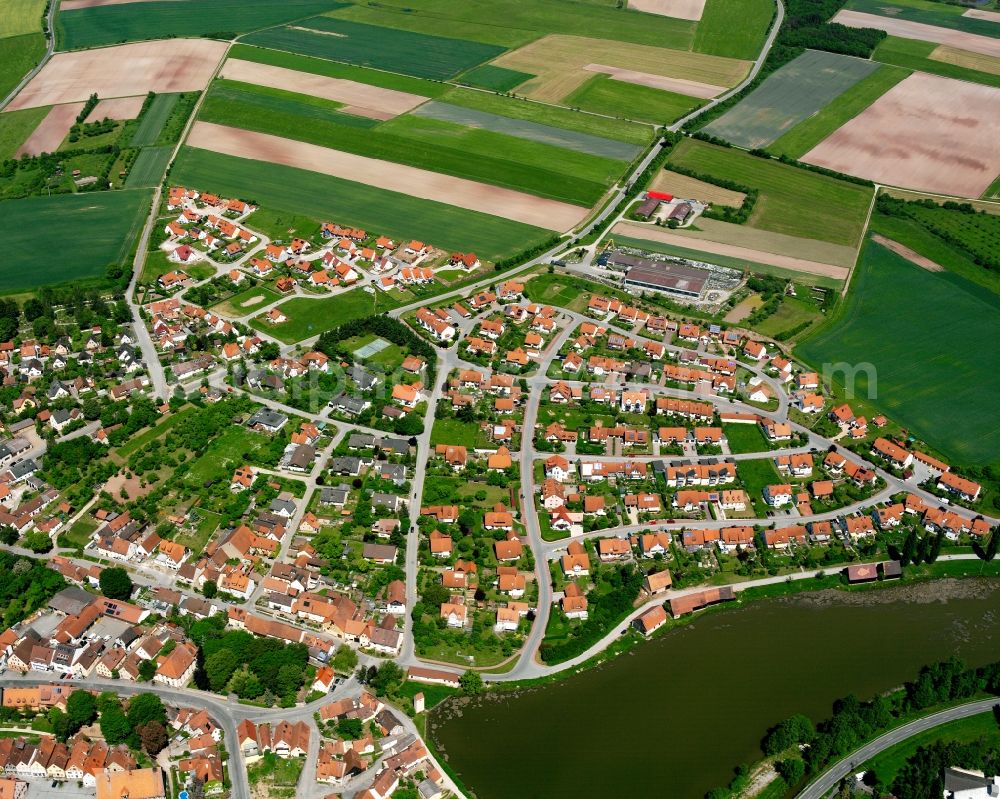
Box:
(872, 36), (1000, 88)
(834, 9), (1000, 59)
(845, 0), (1000, 37)
(56, 0), (347, 50)
(457, 64), (533, 91)
(803, 72), (1000, 197)
(565, 74), (703, 125)
(649, 169), (745, 206)
(0, 34), (45, 103)
(703, 50), (880, 150)
(242, 17), (505, 81)
(0, 190), (151, 292)
(169, 146), (554, 262)
(124, 145), (173, 188)
(665, 138), (873, 247)
(0, 106), (49, 160)
(796, 238), (1000, 465)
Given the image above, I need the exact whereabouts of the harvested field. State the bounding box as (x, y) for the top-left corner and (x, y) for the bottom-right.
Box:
(929, 44), (1000, 75)
(219, 58), (425, 119)
(186, 121), (586, 230)
(583, 64), (724, 98)
(803, 72), (1000, 197)
(612, 221), (853, 280)
(649, 169), (746, 206)
(16, 103), (84, 156)
(490, 33), (749, 103)
(833, 10), (1000, 58)
(411, 101), (641, 160)
(703, 49), (879, 149)
(964, 8), (1000, 23)
(8, 39), (227, 110)
(84, 95), (144, 122)
(871, 233), (943, 271)
(629, 0), (705, 20)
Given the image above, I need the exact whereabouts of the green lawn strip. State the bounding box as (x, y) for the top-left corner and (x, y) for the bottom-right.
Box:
(0, 33), (45, 102)
(429, 418), (489, 449)
(692, 0), (774, 59)
(768, 64), (910, 159)
(611, 234), (845, 290)
(872, 36), (1000, 89)
(0, 105), (49, 160)
(124, 145), (173, 188)
(456, 64), (533, 91)
(226, 44), (447, 97)
(325, 0), (696, 50)
(439, 86), (654, 146)
(242, 16), (503, 81)
(0, 190), (151, 292)
(397, 680), (457, 710)
(197, 81), (606, 205)
(116, 407), (197, 458)
(169, 146), (554, 261)
(795, 237), (1000, 465)
(249, 288), (399, 344)
(211, 285), (282, 317)
(847, 0), (1000, 36)
(723, 423), (771, 455)
(56, 0), (347, 50)
(565, 74), (703, 126)
(666, 138), (873, 248)
(129, 93), (180, 148)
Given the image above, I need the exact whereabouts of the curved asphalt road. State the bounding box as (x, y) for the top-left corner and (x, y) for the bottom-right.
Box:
(797, 698), (1000, 799)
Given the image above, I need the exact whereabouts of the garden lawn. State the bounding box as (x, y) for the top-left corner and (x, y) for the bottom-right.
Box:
(169, 146), (554, 262)
(872, 37), (1000, 89)
(241, 16), (504, 81)
(665, 138), (873, 247)
(173, 509), (221, 556)
(0, 190), (151, 292)
(795, 237), (1000, 466)
(429, 418), (488, 449)
(57, 0), (347, 50)
(565, 75), (703, 125)
(115, 407), (197, 458)
(723, 423), (770, 454)
(0, 105), (49, 160)
(184, 427), (275, 485)
(250, 289), (399, 344)
(736, 458), (782, 508)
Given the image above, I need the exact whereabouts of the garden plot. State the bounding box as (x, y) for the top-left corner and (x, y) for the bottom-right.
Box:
(410, 100), (641, 160)
(703, 50), (880, 149)
(803, 72), (1000, 197)
(834, 10), (1000, 58)
(219, 58), (426, 119)
(489, 33), (749, 103)
(186, 121), (587, 230)
(84, 95), (144, 122)
(7, 39), (227, 110)
(15, 102), (84, 156)
(629, 0), (705, 21)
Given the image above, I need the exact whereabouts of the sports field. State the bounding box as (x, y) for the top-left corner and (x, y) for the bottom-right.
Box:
(796, 237), (1000, 465)
(125, 145), (173, 187)
(703, 50), (880, 150)
(250, 289), (401, 343)
(872, 36), (1000, 88)
(0, 190), (152, 292)
(665, 138), (873, 247)
(768, 65), (909, 159)
(241, 17), (504, 81)
(0, 106), (49, 160)
(56, 0), (347, 50)
(169, 146), (554, 262)
(197, 80), (620, 205)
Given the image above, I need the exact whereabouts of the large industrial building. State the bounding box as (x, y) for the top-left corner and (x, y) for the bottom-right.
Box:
(609, 253), (710, 299)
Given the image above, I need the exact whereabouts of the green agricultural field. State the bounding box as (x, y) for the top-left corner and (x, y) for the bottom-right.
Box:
(250, 289), (401, 343)
(873, 37), (1000, 89)
(847, 0), (1000, 37)
(242, 16), (504, 81)
(227, 44), (447, 98)
(565, 74), (703, 125)
(665, 138), (873, 247)
(0, 106), (48, 160)
(56, 0), (348, 50)
(692, 0), (775, 59)
(768, 64), (910, 159)
(796, 237), (1000, 466)
(0, 190), (151, 293)
(704, 50), (880, 150)
(457, 64), (533, 91)
(438, 87), (653, 146)
(170, 147), (554, 261)
(1, 0), (46, 38)
(326, 0), (696, 51)
(196, 81), (612, 204)
(129, 94), (179, 148)
(124, 146), (173, 188)
(0, 33), (45, 103)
